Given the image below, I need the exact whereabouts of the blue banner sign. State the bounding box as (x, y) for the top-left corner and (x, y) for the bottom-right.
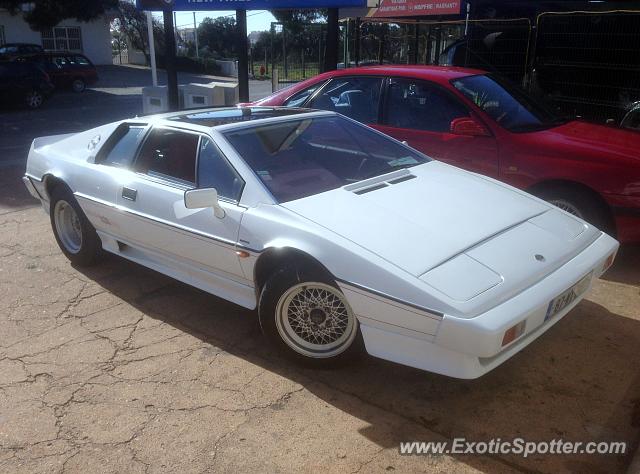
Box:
(137, 0), (367, 10)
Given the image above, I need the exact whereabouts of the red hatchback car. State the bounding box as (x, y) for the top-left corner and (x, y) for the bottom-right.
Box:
(255, 66), (640, 243)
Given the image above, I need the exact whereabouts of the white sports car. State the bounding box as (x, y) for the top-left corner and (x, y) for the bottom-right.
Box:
(23, 107), (619, 378)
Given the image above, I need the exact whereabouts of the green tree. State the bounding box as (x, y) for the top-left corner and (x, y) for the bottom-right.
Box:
(0, 0), (117, 30)
(197, 16), (239, 59)
(114, 0), (164, 64)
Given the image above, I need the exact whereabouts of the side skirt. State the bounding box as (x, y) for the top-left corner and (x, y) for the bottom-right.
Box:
(97, 231), (257, 310)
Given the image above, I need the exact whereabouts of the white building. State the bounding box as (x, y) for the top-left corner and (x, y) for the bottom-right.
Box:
(0, 8), (113, 65)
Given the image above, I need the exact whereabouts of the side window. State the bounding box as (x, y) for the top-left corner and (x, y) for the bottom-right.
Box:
(283, 82), (324, 107)
(53, 55), (68, 67)
(197, 137), (243, 202)
(73, 55), (90, 65)
(135, 128), (199, 185)
(307, 76), (383, 124)
(385, 79), (469, 132)
(97, 124), (146, 168)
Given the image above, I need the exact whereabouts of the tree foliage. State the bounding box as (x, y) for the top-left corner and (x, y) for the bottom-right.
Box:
(114, 0), (164, 64)
(197, 16), (240, 59)
(0, 0), (118, 30)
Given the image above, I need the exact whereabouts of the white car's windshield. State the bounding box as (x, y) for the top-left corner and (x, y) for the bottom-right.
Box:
(224, 116), (429, 202)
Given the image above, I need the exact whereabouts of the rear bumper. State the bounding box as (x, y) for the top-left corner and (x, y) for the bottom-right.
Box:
(353, 232), (618, 379)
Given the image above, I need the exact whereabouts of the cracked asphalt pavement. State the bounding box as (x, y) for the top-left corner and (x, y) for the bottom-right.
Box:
(1, 71), (639, 473)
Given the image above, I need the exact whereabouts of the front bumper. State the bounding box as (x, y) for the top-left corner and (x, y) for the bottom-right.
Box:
(351, 231), (618, 379)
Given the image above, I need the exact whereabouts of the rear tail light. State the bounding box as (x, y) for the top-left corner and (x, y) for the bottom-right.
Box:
(502, 320), (526, 347)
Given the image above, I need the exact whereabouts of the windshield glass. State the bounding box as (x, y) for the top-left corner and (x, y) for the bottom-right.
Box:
(223, 116), (430, 202)
(452, 74), (564, 132)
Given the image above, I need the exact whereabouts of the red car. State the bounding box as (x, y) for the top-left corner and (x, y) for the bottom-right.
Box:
(23, 52), (98, 92)
(254, 66), (640, 243)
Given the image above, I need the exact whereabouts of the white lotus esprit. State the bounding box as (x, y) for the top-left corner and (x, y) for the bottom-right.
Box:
(23, 107), (619, 378)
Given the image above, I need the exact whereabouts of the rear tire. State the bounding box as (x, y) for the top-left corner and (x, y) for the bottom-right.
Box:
(25, 89), (44, 109)
(50, 185), (101, 266)
(71, 78), (86, 93)
(535, 187), (610, 232)
(258, 266), (362, 367)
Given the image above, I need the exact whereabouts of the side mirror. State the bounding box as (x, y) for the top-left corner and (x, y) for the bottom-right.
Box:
(184, 188), (225, 219)
(450, 117), (491, 137)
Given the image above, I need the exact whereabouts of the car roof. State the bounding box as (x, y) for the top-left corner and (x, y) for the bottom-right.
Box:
(165, 106), (320, 128)
(1, 43), (42, 47)
(312, 65), (486, 83)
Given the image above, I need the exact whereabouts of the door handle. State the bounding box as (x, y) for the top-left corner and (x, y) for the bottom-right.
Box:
(122, 187), (137, 201)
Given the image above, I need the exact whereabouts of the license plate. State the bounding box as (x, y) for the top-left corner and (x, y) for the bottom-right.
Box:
(545, 272), (593, 322)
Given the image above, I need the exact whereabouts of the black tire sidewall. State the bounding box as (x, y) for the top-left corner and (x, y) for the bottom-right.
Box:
(258, 266), (362, 366)
(50, 186), (101, 266)
(25, 90), (43, 109)
(72, 79), (86, 93)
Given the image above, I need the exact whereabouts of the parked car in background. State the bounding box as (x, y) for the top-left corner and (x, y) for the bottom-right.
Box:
(255, 66), (640, 243)
(19, 52), (98, 92)
(22, 107), (618, 378)
(0, 43), (43, 60)
(0, 60), (54, 109)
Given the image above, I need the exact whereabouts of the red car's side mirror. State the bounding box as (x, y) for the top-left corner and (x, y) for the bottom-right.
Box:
(450, 117), (491, 137)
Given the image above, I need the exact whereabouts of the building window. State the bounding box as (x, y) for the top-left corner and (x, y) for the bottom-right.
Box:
(41, 27), (82, 52)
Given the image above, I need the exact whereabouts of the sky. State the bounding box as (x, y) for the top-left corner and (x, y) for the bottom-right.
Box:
(155, 10), (277, 34)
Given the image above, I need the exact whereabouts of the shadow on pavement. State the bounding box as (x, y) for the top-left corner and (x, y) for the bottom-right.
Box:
(74, 252), (640, 474)
(602, 244), (640, 287)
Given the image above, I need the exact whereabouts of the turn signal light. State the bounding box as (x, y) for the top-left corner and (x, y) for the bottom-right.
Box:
(235, 250), (250, 258)
(502, 320), (526, 347)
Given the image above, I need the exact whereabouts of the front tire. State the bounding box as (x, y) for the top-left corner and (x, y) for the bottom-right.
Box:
(536, 187), (611, 233)
(50, 186), (101, 266)
(258, 267), (361, 366)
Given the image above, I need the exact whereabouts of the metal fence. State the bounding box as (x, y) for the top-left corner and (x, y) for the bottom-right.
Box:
(533, 11), (640, 123)
(261, 11), (640, 123)
(262, 22), (327, 91)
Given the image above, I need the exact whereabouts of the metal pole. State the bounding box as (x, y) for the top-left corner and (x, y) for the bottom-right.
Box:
(464, 2), (471, 36)
(146, 11), (158, 86)
(324, 8), (339, 72)
(173, 11), (178, 46)
(193, 12), (199, 59)
(413, 23), (419, 64)
(354, 18), (360, 66)
(236, 9), (249, 103)
(282, 26), (287, 79)
(163, 9), (179, 110)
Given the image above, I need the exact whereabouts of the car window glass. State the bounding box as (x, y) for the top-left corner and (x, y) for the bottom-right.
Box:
(307, 76), (383, 124)
(224, 116), (429, 203)
(197, 137), (243, 201)
(452, 74), (560, 132)
(73, 56), (90, 65)
(53, 56), (68, 67)
(99, 125), (146, 168)
(283, 83), (323, 107)
(135, 128), (199, 185)
(385, 79), (469, 132)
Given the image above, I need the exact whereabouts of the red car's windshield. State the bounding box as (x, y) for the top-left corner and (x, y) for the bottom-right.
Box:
(452, 74), (566, 132)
